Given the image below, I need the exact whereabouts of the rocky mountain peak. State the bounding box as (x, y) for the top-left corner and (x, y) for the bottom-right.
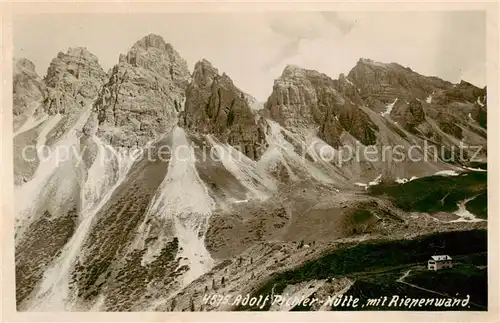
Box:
(89, 34), (191, 147)
(182, 59), (266, 160)
(356, 58), (408, 71)
(280, 64), (307, 78)
(44, 47), (104, 87)
(42, 47), (107, 114)
(191, 60), (236, 90)
(66, 47), (100, 61)
(338, 72), (352, 85)
(13, 58), (45, 119)
(193, 58), (215, 70)
(265, 63), (378, 148)
(456, 79), (482, 92)
(266, 64), (341, 117)
(130, 34), (173, 52)
(119, 34), (189, 80)
(14, 58), (38, 75)
(191, 59), (219, 86)
(348, 57), (453, 104)
(279, 64), (333, 84)
(355, 57), (406, 70)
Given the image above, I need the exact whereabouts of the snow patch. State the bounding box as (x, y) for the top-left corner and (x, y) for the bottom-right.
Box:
(395, 176), (418, 184)
(381, 98), (398, 117)
(434, 170), (459, 177)
(426, 95), (432, 104)
(477, 96), (485, 107)
(464, 166), (487, 172)
(355, 174), (382, 190)
(180, 96), (186, 111)
(368, 174), (383, 186)
(450, 197), (486, 223)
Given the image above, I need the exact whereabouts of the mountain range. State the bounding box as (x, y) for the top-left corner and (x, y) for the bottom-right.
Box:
(13, 34), (487, 311)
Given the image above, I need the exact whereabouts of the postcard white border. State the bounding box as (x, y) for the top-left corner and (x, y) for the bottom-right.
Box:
(1, 1), (499, 322)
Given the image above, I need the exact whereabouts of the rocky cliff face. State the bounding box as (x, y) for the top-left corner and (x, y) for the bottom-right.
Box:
(263, 60), (487, 182)
(43, 47), (107, 114)
(389, 98), (426, 133)
(13, 49), (109, 307)
(264, 65), (378, 148)
(13, 50), (107, 185)
(348, 58), (452, 104)
(13, 58), (45, 117)
(182, 59), (267, 160)
(348, 58), (487, 138)
(346, 58), (487, 161)
(12, 59), (47, 185)
(349, 58), (487, 117)
(89, 34), (191, 147)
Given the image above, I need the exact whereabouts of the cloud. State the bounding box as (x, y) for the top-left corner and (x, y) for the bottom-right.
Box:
(263, 12), (358, 71)
(320, 12), (357, 35)
(262, 38), (301, 71)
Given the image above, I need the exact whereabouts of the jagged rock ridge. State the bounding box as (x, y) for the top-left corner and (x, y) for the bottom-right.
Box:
(13, 58), (46, 119)
(88, 34), (191, 147)
(181, 59), (267, 160)
(12, 34), (488, 313)
(43, 47), (108, 114)
(264, 64), (379, 148)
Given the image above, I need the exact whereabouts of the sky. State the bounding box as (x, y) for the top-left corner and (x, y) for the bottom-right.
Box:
(14, 11), (486, 101)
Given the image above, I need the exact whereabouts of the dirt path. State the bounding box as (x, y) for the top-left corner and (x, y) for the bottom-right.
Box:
(397, 269), (412, 282)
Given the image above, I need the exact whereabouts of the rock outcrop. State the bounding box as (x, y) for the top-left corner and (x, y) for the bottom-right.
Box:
(390, 98), (426, 133)
(264, 64), (378, 148)
(182, 59), (267, 160)
(433, 80), (486, 105)
(347, 58), (487, 158)
(348, 58), (452, 104)
(43, 47), (107, 114)
(13, 58), (46, 118)
(89, 34), (191, 147)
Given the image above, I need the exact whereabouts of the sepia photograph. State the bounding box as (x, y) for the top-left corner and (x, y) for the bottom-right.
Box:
(2, 1), (498, 321)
